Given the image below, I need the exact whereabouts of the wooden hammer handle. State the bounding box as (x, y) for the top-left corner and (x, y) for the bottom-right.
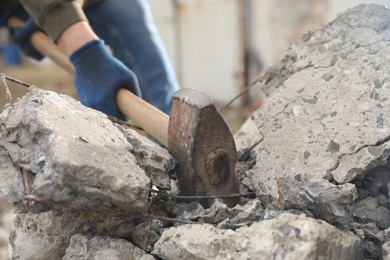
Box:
(8, 17), (169, 147)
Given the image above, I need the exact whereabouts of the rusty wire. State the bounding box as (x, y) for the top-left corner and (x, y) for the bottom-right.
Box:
(218, 79), (261, 114)
(151, 189), (255, 200)
(1, 73), (14, 105)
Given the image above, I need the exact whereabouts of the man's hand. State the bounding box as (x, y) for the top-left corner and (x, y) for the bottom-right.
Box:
(70, 39), (141, 120)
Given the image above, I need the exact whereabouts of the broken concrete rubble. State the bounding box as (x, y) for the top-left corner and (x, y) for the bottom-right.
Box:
(10, 210), (136, 259)
(242, 3), (390, 258)
(250, 2), (390, 211)
(0, 87), (175, 258)
(0, 87), (175, 214)
(62, 234), (154, 260)
(153, 213), (362, 260)
(0, 3), (389, 260)
(0, 198), (13, 260)
(122, 129), (176, 190)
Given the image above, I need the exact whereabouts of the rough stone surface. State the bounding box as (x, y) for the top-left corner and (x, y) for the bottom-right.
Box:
(9, 210), (136, 259)
(62, 234), (154, 260)
(353, 197), (390, 229)
(383, 241), (390, 259)
(1, 4), (390, 260)
(0, 87), (174, 213)
(266, 177), (357, 224)
(123, 129), (176, 190)
(234, 115), (263, 153)
(132, 220), (163, 252)
(247, 3), (390, 214)
(0, 198), (13, 260)
(153, 213), (363, 260)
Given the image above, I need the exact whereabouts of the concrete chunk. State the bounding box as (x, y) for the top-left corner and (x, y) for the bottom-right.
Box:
(0, 87), (151, 213)
(10, 210), (136, 260)
(246, 4), (390, 213)
(62, 234), (154, 260)
(153, 213), (363, 260)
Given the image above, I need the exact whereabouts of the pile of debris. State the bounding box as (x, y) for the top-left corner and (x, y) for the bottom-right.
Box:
(0, 3), (389, 259)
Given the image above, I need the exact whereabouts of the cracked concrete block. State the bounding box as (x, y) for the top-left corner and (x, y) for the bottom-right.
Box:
(0, 87), (152, 213)
(62, 234), (154, 260)
(153, 223), (261, 260)
(153, 213), (363, 260)
(245, 4), (390, 211)
(9, 210), (136, 259)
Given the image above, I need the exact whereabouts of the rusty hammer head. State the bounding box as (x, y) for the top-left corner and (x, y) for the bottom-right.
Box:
(168, 88), (239, 207)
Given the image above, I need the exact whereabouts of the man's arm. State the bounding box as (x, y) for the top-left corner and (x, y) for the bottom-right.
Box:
(19, 0), (86, 41)
(16, 1), (141, 119)
(57, 21), (98, 55)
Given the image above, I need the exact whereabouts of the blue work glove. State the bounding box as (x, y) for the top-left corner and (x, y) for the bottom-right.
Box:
(70, 40), (141, 120)
(11, 18), (44, 60)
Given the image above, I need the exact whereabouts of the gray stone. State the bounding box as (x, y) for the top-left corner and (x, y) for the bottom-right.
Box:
(350, 222), (384, 242)
(234, 115), (263, 154)
(153, 213), (363, 260)
(385, 228), (390, 242)
(153, 223), (263, 260)
(0, 198), (13, 260)
(353, 197), (390, 229)
(62, 234), (154, 260)
(132, 220), (163, 252)
(363, 239), (381, 259)
(266, 176), (357, 224)
(217, 199), (264, 229)
(122, 128), (176, 190)
(378, 194), (389, 207)
(9, 210), (136, 259)
(199, 200), (232, 224)
(245, 4), (390, 213)
(172, 202), (206, 221)
(0, 87), (152, 213)
(383, 241), (390, 260)
(361, 166), (389, 196)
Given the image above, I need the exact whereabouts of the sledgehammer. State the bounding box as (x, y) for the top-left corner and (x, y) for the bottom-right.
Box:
(9, 17), (240, 207)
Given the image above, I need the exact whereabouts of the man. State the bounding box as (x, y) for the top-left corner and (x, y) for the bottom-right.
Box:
(1, 0), (179, 119)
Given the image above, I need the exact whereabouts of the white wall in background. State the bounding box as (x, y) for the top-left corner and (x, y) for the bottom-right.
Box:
(149, 0), (243, 104)
(252, 0), (390, 67)
(148, 0), (390, 104)
(176, 0), (243, 102)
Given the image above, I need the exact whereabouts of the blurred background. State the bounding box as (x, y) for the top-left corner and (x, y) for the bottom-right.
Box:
(1, 0), (390, 259)
(1, 0), (390, 119)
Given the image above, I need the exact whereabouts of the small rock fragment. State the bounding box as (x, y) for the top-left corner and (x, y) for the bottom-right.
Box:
(353, 197), (390, 229)
(132, 220), (163, 252)
(172, 202), (206, 222)
(122, 128), (176, 190)
(383, 241), (390, 259)
(62, 234), (154, 260)
(153, 213), (363, 260)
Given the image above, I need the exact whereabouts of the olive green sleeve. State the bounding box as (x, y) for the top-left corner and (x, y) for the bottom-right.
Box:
(19, 0), (87, 41)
